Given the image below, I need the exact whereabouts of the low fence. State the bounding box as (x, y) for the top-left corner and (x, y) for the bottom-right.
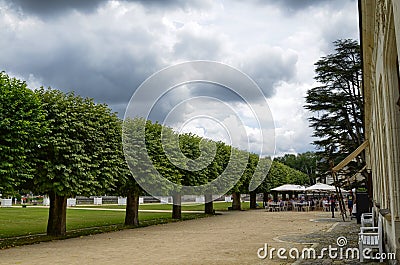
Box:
(2, 194), (260, 207)
(1, 198), (12, 207)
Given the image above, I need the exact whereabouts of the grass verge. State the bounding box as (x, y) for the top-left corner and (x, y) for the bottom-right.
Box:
(0, 207), (209, 249)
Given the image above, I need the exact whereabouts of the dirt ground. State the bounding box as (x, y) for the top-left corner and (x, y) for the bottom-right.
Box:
(0, 210), (339, 265)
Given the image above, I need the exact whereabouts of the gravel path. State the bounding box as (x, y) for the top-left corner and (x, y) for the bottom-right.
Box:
(0, 210), (347, 265)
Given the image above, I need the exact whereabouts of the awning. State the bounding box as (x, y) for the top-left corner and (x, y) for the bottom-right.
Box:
(332, 140), (369, 172)
(271, 184), (306, 192)
(305, 183), (348, 193)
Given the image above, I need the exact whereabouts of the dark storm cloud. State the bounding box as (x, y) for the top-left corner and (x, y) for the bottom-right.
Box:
(4, 51), (159, 116)
(237, 47), (298, 99)
(5, 45), (160, 107)
(0, 3), (164, 117)
(10, 0), (105, 16)
(249, 0), (355, 13)
(2, 0), (298, 119)
(187, 83), (247, 103)
(272, 0), (331, 11)
(172, 26), (297, 100)
(134, 0), (213, 10)
(10, 0), (212, 17)
(145, 82), (248, 122)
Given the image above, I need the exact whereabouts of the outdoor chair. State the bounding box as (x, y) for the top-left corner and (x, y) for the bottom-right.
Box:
(265, 202), (271, 212)
(279, 201), (288, 211)
(304, 201), (311, 212)
(273, 202), (281, 212)
(358, 214), (383, 262)
(361, 212), (374, 227)
(265, 202), (278, 212)
(323, 202), (330, 212)
(296, 202), (308, 211)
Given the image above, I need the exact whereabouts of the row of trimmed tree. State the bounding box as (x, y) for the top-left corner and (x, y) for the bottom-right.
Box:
(0, 71), (309, 237)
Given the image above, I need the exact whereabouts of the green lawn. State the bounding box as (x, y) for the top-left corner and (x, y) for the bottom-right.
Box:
(0, 201), (254, 248)
(0, 207), (200, 239)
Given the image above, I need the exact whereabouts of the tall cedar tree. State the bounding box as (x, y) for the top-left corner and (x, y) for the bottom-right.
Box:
(305, 39), (364, 181)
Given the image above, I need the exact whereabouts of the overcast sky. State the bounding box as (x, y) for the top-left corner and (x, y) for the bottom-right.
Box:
(0, 0), (359, 157)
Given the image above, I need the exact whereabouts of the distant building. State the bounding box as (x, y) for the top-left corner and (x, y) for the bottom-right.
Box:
(359, 0), (400, 262)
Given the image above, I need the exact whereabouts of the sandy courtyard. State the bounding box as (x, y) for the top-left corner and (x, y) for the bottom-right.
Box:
(0, 210), (338, 265)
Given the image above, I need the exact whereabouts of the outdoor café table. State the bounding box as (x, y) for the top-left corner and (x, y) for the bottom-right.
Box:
(301, 201), (310, 211)
(293, 202), (308, 211)
(268, 202), (280, 211)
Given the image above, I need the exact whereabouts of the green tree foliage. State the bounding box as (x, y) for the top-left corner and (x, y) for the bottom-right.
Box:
(178, 133), (211, 187)
(145, 120), (183, 187)
(0, 72), (46, 196)
(125, 119), (241, 217)
(259, 161), (309, 192)
(274, 152), (319, 184)
(304, 39), (364, 179)
(203, 141), (231, 213)
(35, 88), (124, 236)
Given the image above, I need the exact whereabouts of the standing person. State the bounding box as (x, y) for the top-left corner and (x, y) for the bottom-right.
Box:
(330, 194), (336, 218)
(347, 191), (354, 219)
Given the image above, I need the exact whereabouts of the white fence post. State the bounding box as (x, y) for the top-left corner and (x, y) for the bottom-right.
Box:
(43, 196), (50, 206)
(157, 196), (172, 204)
(225, 196), (232, 202)
(93, 197), (102, 205)
(67, 198), (76, 207)
(195, 196), (205, 203)
(118, 197), (127, 205)
(1, 198), (12, 207)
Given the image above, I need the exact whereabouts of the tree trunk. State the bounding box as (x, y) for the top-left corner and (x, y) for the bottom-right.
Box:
(231, 192), (241, 210)
(47, 191), (67, 236)
(204, 193), (214, 214)
(250, 191), (257, 209)
(172, 193), (181, 219)
(125, 190), (139, 226)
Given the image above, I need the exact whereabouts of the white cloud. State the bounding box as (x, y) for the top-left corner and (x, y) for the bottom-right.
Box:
(268, 81), (315, 155)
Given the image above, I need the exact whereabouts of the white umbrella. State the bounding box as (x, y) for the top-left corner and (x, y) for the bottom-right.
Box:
(271, 184), (306, 192)
(305, 183), (348, 193)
